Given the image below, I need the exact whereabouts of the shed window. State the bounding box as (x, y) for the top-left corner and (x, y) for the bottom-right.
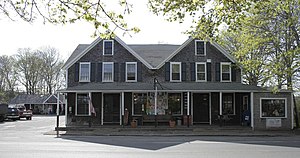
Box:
(260, 98), (286, 118)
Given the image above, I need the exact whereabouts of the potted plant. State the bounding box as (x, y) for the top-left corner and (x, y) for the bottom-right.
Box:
(169, 117), (176, 128)
(131, 119), (137, 128)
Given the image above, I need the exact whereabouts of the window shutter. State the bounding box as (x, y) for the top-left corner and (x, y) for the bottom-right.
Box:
(74, 63), (79, 82)
(165, 62), (170, 81)
(215, 63), (220, 81)
(190, 62), (195, 81)
(120, 63), (125, 82)
(114, 63), (119, 82)
(181, 62), (186, 81)
(137, 62), (142, 82)
(90, 63), (96, 82)
(231, 64), (236, 82)
(96, 62), (102, 82)
(207, 63), (211, 81)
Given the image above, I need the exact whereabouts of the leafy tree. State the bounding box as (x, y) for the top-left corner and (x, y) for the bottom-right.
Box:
(38, 46), (64, 94)
(0, 55), (18, 92)
(0, 0), (140, 37)
(15, 48), (43, 94)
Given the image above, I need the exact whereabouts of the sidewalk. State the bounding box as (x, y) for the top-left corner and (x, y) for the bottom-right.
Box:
(45, 125), (300, 137)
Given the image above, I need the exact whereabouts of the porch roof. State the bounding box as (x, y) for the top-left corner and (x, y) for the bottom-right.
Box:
(59, 82), (264, 93)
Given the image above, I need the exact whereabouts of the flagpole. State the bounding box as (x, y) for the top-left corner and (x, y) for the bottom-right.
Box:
(56, 92), (60, 137)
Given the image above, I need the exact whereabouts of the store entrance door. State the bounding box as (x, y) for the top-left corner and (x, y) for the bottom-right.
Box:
(103, 93), (120, 124)
(193, 93), (210, 124)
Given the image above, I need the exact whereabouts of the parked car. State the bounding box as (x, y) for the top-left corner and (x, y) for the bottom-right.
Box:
(8, 105), (33, 120)
(0, 104), (8, 122)
(6, 107), (20, 121)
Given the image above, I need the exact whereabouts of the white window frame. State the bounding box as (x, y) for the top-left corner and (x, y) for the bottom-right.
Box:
(195, 40), (206, 56)
(222, 93), (235, 115)
(126, 62), (137, 82)
(79, 62), (90, 82)
(75, 92), (91, 116)
(196, 62), (207, 82)
(102, 62), (114, 82)
(221, 62), (231, 82)
(170, 62), (181, 82)
(260, 98), (287, 118)
(103, 40), (114, 55)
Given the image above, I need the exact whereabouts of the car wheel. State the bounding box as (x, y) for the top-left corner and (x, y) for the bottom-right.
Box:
(26, 117), (30, 120)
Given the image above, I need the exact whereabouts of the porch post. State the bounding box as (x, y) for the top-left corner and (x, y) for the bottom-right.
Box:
(154, 78), (158, 127)
(187, 92), (190, 127)
(121, 92), (124, 126)
(219, 92), (222, 115)
(64, 93), (67, 126)
(250, 92), (254, 130)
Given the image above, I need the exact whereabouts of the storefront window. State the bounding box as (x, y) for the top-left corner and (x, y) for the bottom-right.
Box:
(168, 93), (181, 115)
(76, 93), (89, 115)
(261, 98), (286, 118)
(133, 93), (147, 115)
(145, 92), (168, 115)
(222, 93), (234, 115)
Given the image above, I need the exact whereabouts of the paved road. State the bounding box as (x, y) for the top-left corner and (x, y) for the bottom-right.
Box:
(0, 116), (300, 158)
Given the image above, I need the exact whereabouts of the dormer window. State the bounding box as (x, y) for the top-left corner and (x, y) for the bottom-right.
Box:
(170, 62), (181, 82)
(221, 62), (231, 82)
(195, 40), (206, 56)
(103, 40), (114, 55)
(79, 62), (90, 82)
(126, 62), (137, 82)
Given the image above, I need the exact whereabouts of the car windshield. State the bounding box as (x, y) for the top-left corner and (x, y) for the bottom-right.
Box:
(8, 108), (18, 112)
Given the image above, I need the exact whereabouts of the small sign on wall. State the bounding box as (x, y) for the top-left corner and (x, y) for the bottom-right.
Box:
(266, 118), (282, 128)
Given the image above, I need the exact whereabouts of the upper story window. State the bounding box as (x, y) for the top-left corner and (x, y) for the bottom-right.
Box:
(221, 62), (231, 82)
(79, 62), (90, 82)
(195, 40), (206, 56)
(170, 62), (181, 82)
(103, 40), (114, 55)
(102, 62), (114, 82)
(196, 62), (206, 82)
(126, 62), (137, 82)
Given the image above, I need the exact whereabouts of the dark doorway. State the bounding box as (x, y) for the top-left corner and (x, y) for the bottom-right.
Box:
(193, 93), (210, 124)
(103, 93), (120, 124)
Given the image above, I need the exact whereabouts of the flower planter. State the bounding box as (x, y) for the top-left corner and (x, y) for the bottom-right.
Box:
(169, 120), (176, 128)
(131, 120), (137, 128)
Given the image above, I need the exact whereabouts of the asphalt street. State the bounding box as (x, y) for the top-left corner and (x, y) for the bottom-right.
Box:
(0, 116), (300, 158)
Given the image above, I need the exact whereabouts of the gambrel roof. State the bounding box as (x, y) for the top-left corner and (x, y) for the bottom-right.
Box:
(63, 36), (237, 70)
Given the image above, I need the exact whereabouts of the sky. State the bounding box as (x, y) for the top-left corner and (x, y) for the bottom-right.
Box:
(0, 0), (191, 60)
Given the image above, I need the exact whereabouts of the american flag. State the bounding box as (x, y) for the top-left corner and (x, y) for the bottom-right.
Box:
(89, 96), (96, 116)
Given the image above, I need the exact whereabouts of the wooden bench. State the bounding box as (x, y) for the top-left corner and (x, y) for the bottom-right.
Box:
(142, 115), (171, 125)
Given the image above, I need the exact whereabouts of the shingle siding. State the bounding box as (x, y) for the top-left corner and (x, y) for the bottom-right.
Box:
(253, 92), (292, 130)
(68, 39), (242, 87)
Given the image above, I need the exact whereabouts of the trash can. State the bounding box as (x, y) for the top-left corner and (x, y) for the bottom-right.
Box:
(177, 119), (182, 126)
